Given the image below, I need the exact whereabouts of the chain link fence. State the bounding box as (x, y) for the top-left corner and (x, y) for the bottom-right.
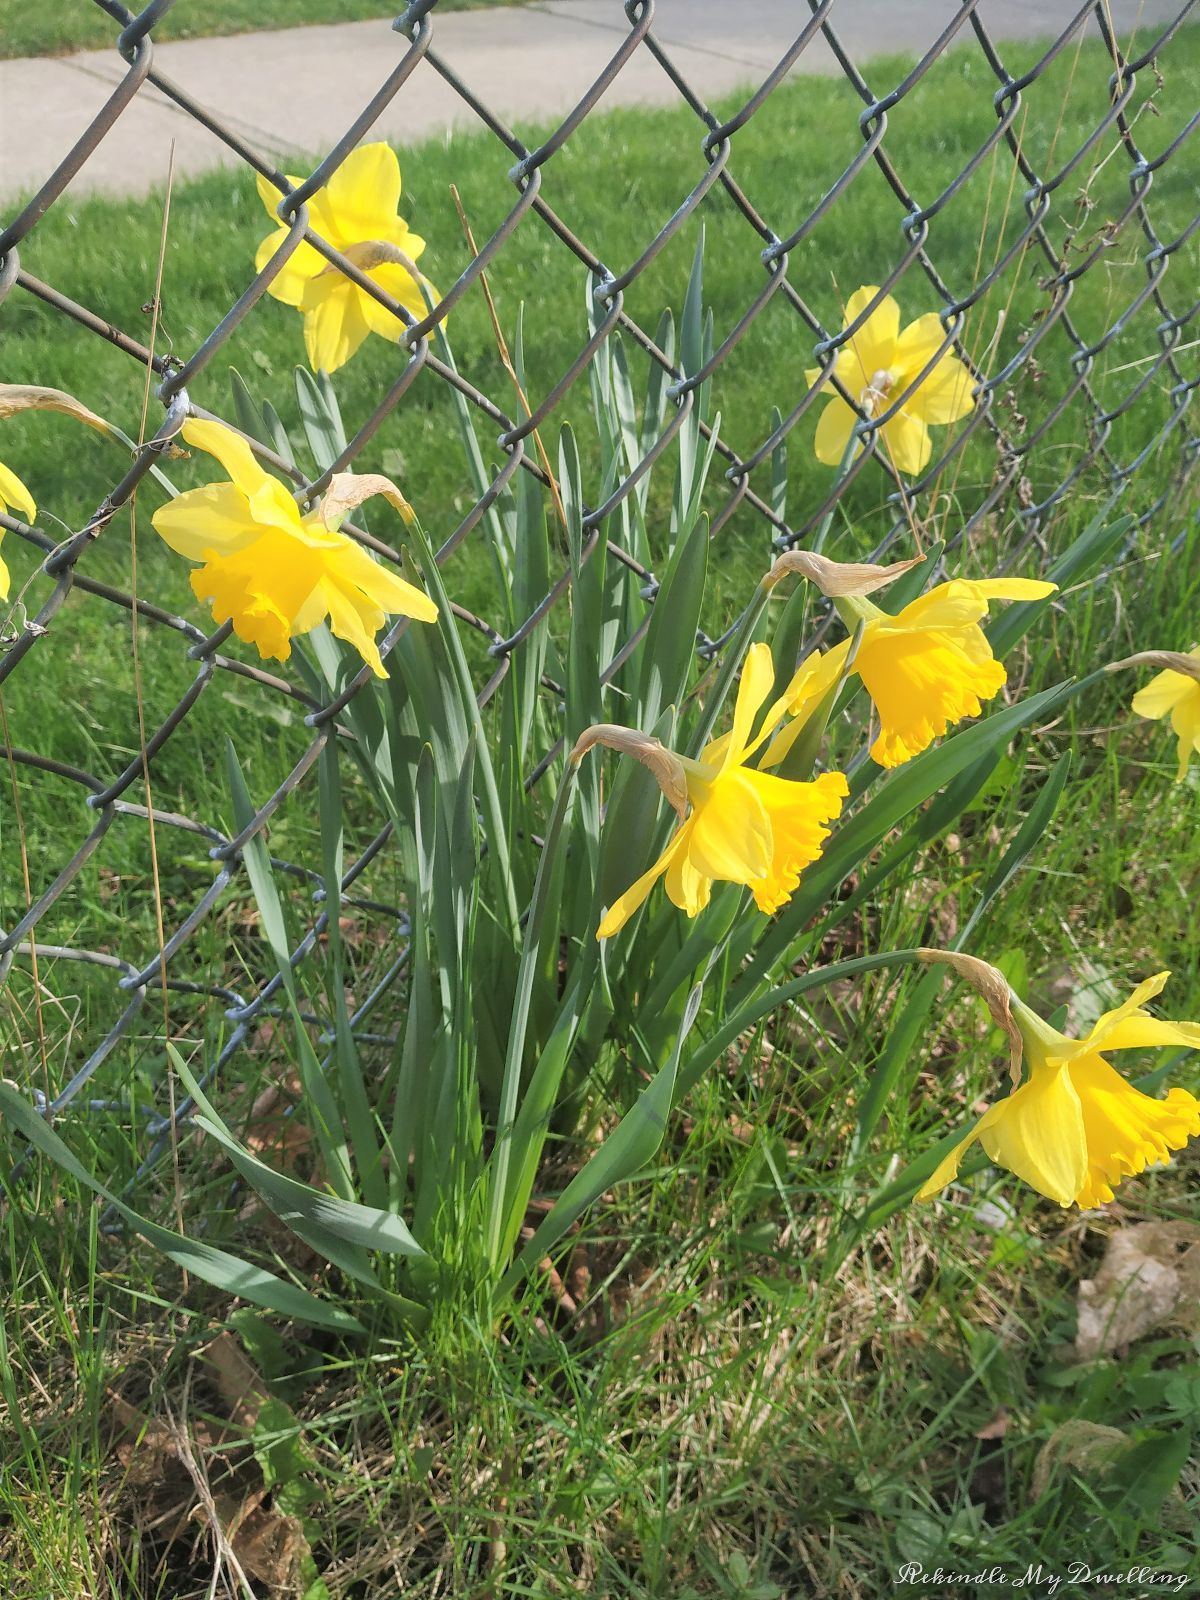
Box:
(1, 0), (1197, 1201)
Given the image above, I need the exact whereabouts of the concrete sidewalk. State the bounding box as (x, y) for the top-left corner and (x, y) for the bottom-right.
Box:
(0, 0), (1187, 205)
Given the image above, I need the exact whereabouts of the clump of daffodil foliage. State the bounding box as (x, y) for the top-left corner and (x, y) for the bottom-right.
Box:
(3, 142), (1197, 1338)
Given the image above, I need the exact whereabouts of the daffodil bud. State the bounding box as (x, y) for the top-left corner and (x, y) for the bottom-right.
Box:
(0, 383), (110, 433)
(316, 239), (425, 284)
(1113, 648), (1200, 684)
(570, 724), (690, 819)
(764, 549), (922, 598)
(320, 471), (415, 532)
(917, 949), (1023, 1083)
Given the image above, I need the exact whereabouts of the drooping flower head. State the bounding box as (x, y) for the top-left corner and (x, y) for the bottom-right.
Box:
(1131, 647), (1200, 781)
(256, 142), (436, 373)
(794, 572), (1055, 769)
(0, 459), (36, 600)
(151, 419), (437, 676)
(807, 286), (975, 475)
(578, 644), (849, 938)
(920, 969), (1200, 1209)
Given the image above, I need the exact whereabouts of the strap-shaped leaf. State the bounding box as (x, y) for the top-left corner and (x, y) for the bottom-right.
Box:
(501, 981), (706, 1295)
(0, 1081), (360, 1333)
(174, 1054), (425, 1262)
(296, 364), (347, 473)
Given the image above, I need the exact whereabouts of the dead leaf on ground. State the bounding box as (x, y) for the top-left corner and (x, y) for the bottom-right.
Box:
(1075, 1221), (1200, 1360)
(108, 1391), (215, 1475)
(1032, 1420), (1128, 1499)
(212, 1488), (308, 1591)
(202, 1332), (270, 1434)
(243, 1069), (311, 1167)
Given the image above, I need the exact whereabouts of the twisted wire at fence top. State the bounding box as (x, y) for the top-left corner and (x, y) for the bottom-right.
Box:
(0, 0), (1197, 1196)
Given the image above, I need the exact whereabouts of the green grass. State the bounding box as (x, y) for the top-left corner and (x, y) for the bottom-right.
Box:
(2, 26), (1200, 1599)
(0, 0), (520, 60)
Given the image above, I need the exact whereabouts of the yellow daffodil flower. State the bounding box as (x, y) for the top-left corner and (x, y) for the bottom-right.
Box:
(588, 644), (849, 938)
(0, 459), (36, 600)
(920, 971), (1200, 1208)
(807, 286), (975, 475)
(1131, 647), (1200, 780)
(151, 419), (437, 676)
(256, 142), (436, 373)
(826, 577), (1056, 769)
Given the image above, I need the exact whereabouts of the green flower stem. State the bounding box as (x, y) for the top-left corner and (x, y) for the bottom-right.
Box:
(405, 515), (522, 941)
(485, 761), (580, 1270)
(677, 947), (927, 1100)
(689, 433), (863, 758)
(810, 431), (860, 556)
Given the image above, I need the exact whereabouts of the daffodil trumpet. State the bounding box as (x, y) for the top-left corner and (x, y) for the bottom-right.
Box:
(918, 960), (1200, 1209)
(576, 643), (849, 938)
(151, 418), (436, 675)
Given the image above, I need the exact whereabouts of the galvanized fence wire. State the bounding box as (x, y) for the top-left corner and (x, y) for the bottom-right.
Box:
(0, 0), (1197, 1197)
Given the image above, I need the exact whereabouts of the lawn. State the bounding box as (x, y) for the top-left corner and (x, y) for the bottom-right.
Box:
(0, 0), (519, 59)
(2, 22), (1199, 1599)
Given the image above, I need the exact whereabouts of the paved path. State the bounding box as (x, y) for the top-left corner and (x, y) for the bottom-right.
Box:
(0, 0), (1188, 204)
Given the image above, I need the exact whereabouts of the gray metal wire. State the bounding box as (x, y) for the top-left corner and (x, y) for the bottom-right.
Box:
(1, 0), (1197, 1200)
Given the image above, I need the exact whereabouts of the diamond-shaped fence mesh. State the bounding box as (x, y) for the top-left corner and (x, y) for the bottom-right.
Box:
(1, 0), (1197, 1202)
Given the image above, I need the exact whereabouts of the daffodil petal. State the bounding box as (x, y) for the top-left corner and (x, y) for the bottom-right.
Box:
(323, 579), (387, 678)
(664, 832), (714, 918)
(324, 538), (439, 623)
(880, 409), (932, 475)
(1132, 666), (1195, 719)
(323, 142), (402, 238)
(1097, 1016), (1200, 1053)
(301, 279), (371, 374)
(841, 287), (900, 383)
(912, 354), (976, 424)
(255, 227), (329, 307)
(724, 641), (777, 770)
(814, 395), (859, 466)
(182, 419), (274, 500)
(1169, 692), (1200, 779)
(891, 581), (991, 632)
(1076, 972), (1171, 1057)
(597, 824), (689, 938)
(916, 1118), (989, 1200)
(976, 1065), (1088, 1207)
(181, 419), (303, 537)
(892, 311), (946, 372)
(0, 460), (37, 523)
(961, 578), (1057, 603)
(357, 259), (434, 340)
(255, 169), (305, 224)
(758, 645), (852, 769)
(151, 484), (263, 560)
(893, 317), (976, 424)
